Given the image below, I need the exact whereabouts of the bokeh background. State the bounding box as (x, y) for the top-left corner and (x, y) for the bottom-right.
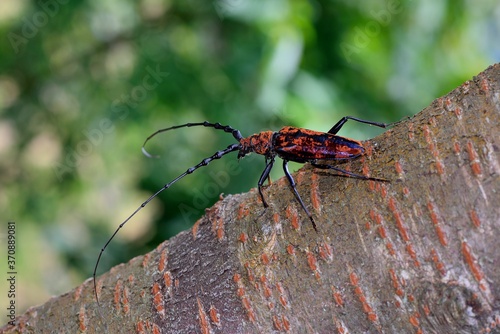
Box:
(0, 0), (499, 315)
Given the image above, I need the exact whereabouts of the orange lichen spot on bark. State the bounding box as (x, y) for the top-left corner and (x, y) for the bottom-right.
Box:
(407, 122), (415, 142)
(163, 271), (172, 289)
(272, 315), (282, 331)
(122, 287), (130, 314)
(388, 197), (410, 242)
(151, 282), (165, 318)
(379, 183), (388, 199)
(409, 312), (421, 328)
(238, 232), (248, 243)
(211, 214), (225, 241)
(261, 253), (270, 265)
(331, 286), (344, 307)
(142, 252), (151, 268)
(406, 244), (420, 267)
(238, 203), (250, 219)
(362, 162), (371, 179)
(136, 321), (159, 334)
(114, 280), (123, 312)
(318, 241), (333, 261)
(423, 125), (445, 176)
(470, 210), (481, 228)
(282, 315), (291, 331)
(466, 141), (483, 177)
(78, 305), (87, 332)
(462, 241), (487, 291)
(273, 212), (280, 224)
(136, 320), (146, 333)
(386, 242), (396, 256)
(260, 275), (272, 299)
(286, 245), (296, 267)
(394, 160), (404, 175)
(364, 221), (371, 230)
(242, 296), (256, 322)
(158, 248), (168, 272)
(236, 287), (245, 298)
(453, 141), (461, 155)
(275, 282), (290, 309)
(74, 283), (83, 301)
(286, 205), (300, 230)
(310, 172), (321, 212)
(295, 168), (305, 185)
(209, 305), (221, 328)
(350, 272), (378, 323)
(334, 318), (348, 334)
(192, 218), (201, 239)
(152, 323), (161, 334)
(244, 262), (255, 282)
(481, 77), (490, 92)
(378, 225), (387, 239)
(361, 142), (372, 157)
(197, 297), (212, 334)
(427, 201), (448, 246)
(430, 248), (446, 276)
(306, 250), (321, 280)
(388, 269), (404, 297)
(272, 315), (290, 331)
(422, 304), (431, 316)
(233, 272), (241, 283)
(444, 97), (453, 108)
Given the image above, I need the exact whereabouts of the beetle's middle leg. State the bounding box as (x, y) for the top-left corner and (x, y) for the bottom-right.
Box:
(257, 157), (275, 207)
(282, 160), (318, 231)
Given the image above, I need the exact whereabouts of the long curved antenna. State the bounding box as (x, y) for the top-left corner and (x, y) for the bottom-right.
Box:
(93, 142), (241, 305)
(142, 122), (243, 158)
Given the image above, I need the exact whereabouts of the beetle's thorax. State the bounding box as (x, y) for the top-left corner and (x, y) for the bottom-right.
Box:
(238, 131), (275, 158)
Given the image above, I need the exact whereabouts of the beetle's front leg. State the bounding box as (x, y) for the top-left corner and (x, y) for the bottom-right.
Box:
(257, 157), (275, 207)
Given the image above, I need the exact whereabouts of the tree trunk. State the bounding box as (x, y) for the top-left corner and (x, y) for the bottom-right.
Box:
(3, 64), (500, 334)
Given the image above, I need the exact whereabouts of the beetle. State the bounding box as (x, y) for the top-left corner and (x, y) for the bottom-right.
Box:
(93, 116), (388, 304)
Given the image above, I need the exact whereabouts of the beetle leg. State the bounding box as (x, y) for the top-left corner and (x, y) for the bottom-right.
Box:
(282, 160), (318, 231)
(328, 116), (387, 135)
(310, 162), (388, 182)
(258, 157), (275, 207)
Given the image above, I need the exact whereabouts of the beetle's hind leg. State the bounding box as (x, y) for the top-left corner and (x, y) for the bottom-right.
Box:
(310, 162), (389, 182)
(282, 160), (318, 231)
(328, 116), (387, 135)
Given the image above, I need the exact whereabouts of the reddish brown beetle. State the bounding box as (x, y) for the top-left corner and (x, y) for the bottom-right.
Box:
(93, 116), (388, 304)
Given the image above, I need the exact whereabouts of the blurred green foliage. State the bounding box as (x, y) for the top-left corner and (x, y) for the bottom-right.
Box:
(0, 0), (498, 314)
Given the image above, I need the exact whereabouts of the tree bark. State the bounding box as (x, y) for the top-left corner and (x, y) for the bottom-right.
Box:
(3, 64), (500, 334)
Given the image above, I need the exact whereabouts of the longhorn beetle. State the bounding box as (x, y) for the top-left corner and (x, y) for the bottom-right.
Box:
(93, 116), (388, 304)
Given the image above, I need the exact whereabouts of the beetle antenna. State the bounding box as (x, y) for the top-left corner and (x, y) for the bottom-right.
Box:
(142, 122), (243, 158)
(93, 142), (241, 305)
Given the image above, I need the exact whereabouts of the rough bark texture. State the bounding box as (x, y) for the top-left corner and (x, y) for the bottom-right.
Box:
(3, 64), (500, 334)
